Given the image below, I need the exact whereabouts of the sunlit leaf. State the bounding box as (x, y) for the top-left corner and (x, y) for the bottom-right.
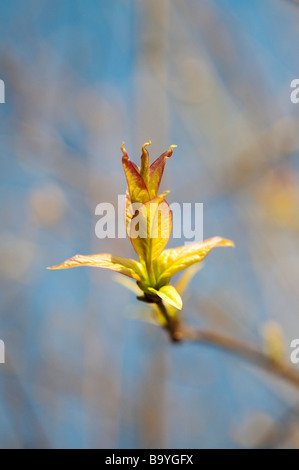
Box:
(124, 189), (134, 232)
(148, 285), (183, 310)
(140, 141), (151, 186)
(128, 193), (172, 265)
(48, 141), (235, 328)
(47, 253), (144, 281)
(148, 145), (176, 199)
(121, 143), (150, 204)
(154, 236), (235, 284)
(174, 264), (203, 296)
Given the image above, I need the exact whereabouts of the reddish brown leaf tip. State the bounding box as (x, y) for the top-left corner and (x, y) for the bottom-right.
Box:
(142, 141), (152, 151)
(121, 142), (128, 158)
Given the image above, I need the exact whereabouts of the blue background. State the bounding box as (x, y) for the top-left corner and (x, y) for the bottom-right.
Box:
(1, 0), (299, 448)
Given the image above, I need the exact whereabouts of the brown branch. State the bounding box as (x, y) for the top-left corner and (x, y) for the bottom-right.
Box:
(156, 300), (182, 343)
(181, 327), (299, 389)
(157, 300), (299, 389)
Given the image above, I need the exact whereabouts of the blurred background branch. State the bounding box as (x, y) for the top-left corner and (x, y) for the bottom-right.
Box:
(1, 0), (299, 449)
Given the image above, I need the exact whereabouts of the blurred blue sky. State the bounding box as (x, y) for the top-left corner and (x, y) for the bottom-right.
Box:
(1, 0), (299, 449)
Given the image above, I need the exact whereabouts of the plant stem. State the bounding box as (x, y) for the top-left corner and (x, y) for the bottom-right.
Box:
(156, 301), (299, 389)
(181, 327), (299, 389)
(156, 300), (182, 343)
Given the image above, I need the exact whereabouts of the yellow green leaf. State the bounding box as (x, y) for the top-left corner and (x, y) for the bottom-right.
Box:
(124, 189), (134, 232)
(174, 264), (203, 296)
(148, 145), (176, 199)
(140, 141), (151, 186)
(163, 265), (204, 317)
(121, 143), (149, 204)
(148, 285), (183, 310)
(154, 236), (235, 284)
(128, 194), (172, 266)
(47, 253), (144, 281)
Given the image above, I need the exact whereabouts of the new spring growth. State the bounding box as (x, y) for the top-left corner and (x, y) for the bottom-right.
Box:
(48, 143), (234, 321)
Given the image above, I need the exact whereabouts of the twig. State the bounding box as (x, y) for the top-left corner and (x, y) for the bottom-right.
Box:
(156, 300), (182, 343)
(181, 327), (299, 390)
(157, 300), (299, 389)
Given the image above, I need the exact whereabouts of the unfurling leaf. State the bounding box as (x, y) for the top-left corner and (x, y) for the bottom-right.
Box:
(174, 264), (203, 296)
(121, 143), (150, 204)
(128, 194), (172, 265)
(154, 236), (235, 285)
(48, 141), (235, 334)
(148, 285), (183, 310)
(47, 253), (144, 281)
(148, 145), (176, 199)
(140, 141), (151, 186)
